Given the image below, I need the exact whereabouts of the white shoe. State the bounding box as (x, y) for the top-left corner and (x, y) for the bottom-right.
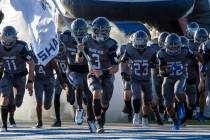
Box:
(87, 121), (97, 133)
(160, 113), (164, 121)
(168, 118), (173, 122)
(142, 117), (149, 127)
(133, 113), (140, 126)
(9, 124), (16, 128)
(0, 127), (7, 132)
(75, 109), (84, 125)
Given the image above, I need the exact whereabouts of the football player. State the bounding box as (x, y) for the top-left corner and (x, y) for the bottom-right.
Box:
(153, 32), (169, 120)
(117, 36), (133, 123)
(76, 17), (119, 133)
(0, 26), (35, 132)
(186, 22), (199, 41)
(157, 33), (196, 130)
(194, 28), (209, 122)
(33, 53), (65, 128)
(67, 18), (96, 132)
(52, 40), (75, 127)
(121, 30), (163, 127)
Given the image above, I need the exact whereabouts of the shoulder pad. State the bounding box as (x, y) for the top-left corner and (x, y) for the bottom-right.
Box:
(15, 40), (29, 50)
(105, 38), (118, 48)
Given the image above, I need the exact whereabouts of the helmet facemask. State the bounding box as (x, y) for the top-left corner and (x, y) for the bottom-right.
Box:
(92, 26), (110, 42)
(133, 38), (147, 51)
(166, 42), (181, 56)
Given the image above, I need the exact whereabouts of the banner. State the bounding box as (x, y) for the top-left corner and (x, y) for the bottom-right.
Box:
(10, 0), (59, 65)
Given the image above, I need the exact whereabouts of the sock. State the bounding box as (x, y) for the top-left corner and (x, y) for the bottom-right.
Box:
(93, 99), (101, 118)
(54, 94), (61, 121)
(125, 100), (132, 113)
(133, 99), (140, 113)
(1, 106), (8, 128)
(87, 101), (94, 121)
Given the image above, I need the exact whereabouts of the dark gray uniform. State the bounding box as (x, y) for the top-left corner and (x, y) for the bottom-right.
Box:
(185, 41), (200, 106)
(157, 47), (193, 107)
(0, 40), (32, 107)
(150, 43), (164, 111)
(55, 51), (71, 94)
(123, 44), (157, 103)
(85, 37), (118, 106)
(117, 44), (131, 91)
(34, 61), (55, 109)
(0, 40), (30, 125)
(65, 39), (92, 101)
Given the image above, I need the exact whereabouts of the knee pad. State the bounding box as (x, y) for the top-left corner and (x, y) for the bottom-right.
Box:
(93, 99), (101, 116)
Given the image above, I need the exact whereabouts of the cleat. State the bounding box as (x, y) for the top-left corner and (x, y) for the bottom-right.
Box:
(0, 125), (7, 132)
(97, 127), (104, 133)
(133, 113), (140, 126)
(171, 122), (180, 130)
(34, 121), (43, 128)
(177, 102), (185, 120)
(0, 127), (7, 132)
(51, 120), (61, 127)
(160, 113), (165, 121)
(87, 120), (97, 133)
(142, 117), (149, 127)
(96, 119), (104, 133)
(75, 109), (84, 125)
(8, 124), (16, 128)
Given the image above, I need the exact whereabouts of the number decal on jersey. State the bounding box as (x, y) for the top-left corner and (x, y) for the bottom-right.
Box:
(5, 59), (16, 71)
(59, 62), (67, 73)
(133, 60), (149, 76)
(91, 53), (101, 69)
(167, 61), (184, 76)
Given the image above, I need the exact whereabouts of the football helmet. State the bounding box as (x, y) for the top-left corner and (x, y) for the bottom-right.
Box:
(158, 32), (169, 47)
(194, 28), (208, 44)
(71, 18), (88, 43)
(180, 36), (189, 48)
(60, 30), (72, 43)
(1, 26), (17, 48)
(186, 22), (199, 40)
(130, 30), (148, 51)
(165, 33), (181, 56)
(91, 17), (111, 42)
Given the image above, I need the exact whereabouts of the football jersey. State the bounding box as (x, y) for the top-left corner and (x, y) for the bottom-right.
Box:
(0, 40), (32, 74)
(84, 37), (118, 70)
(124, 44), (157, 81)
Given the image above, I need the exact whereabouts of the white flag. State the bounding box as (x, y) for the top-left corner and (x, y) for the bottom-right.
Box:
(10, 0), (59, 65)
